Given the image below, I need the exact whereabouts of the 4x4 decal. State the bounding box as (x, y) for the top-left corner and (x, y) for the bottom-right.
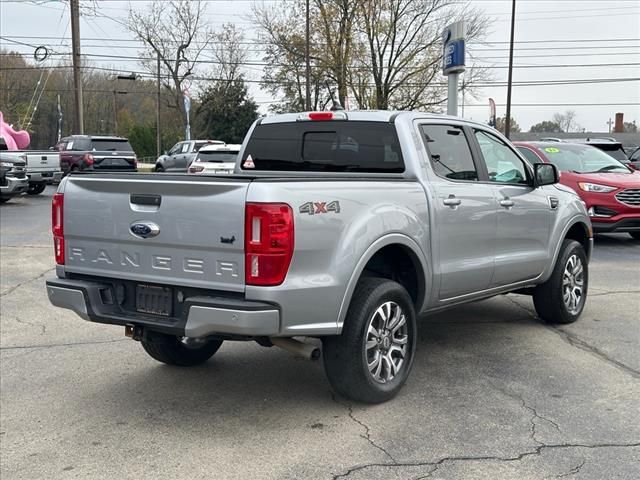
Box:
(299, 201), (341, 215)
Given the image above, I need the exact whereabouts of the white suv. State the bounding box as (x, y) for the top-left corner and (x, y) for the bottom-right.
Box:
(188, 144), (241, 175)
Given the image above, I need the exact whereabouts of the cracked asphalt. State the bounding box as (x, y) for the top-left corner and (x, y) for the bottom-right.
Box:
(1, 186), (639, 480)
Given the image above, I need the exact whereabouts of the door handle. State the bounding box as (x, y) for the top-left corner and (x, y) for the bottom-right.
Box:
(499, 198), (515, 208)
(443, 195), (462, 208)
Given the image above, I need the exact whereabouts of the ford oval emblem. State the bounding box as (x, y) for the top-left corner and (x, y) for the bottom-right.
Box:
(130, 221), (160, 239)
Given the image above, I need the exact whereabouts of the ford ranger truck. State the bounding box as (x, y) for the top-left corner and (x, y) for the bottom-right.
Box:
(46, 111), (593, 403)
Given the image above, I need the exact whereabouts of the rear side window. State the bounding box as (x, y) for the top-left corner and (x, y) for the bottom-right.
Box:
(68, 139), (91, 151)
(421, 125), (477, 181)
(91, 139), (134, 152)
(241, 121), (404, 173)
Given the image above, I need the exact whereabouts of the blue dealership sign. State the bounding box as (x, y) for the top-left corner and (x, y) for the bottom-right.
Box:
(443, 39), (465, 74)
(442, 21), (466, 75)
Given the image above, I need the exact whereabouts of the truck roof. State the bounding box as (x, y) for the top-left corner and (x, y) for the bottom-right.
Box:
(259, 110), (492, 130)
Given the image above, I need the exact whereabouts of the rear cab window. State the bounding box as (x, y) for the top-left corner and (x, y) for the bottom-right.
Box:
(241, 121), (404, 173)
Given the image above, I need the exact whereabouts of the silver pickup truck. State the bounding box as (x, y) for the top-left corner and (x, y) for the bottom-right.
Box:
(1, 150), (62, 194)
(46, 111), (592, 403)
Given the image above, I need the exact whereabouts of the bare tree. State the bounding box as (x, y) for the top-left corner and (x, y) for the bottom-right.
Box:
(253, 2), (329, 112)
(356, 0), (489, 110)
(313, 0), (362, 107)
(127, 0), (212, 133)
(255, 0), (488, 112)
(552, 110), (580, 133)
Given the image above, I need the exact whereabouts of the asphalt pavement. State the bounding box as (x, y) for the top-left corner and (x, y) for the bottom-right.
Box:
(1, 186), (639, 480)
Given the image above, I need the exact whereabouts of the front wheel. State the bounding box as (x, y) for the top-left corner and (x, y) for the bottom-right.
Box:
(27, 183), (46, 195)
(154, 164), (165, 173)
(141, 332), (223, 366)
(629, 232), (640, 241)
(323, 278), (417, 404)
(533, 239), (588, 324)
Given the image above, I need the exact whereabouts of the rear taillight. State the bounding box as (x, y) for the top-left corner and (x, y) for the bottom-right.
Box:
(133, 156), (138, 169)
(189, 164), (204, 174)
(245, 203), (294, 286)
(84, 153), (94, 166)
(52, 193), (64, 264)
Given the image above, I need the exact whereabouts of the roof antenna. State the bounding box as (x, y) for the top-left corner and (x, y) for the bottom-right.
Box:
(325, 81), (344, 111)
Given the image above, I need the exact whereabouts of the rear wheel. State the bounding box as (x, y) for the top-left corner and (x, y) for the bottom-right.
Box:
(629, 232), (640, 240)
(141, 332), (223, 366)
(0, 197), (9, 204)
(27, 183), (46, 195)
(323, 278), (417, 404)
(533, 239), (588, 324)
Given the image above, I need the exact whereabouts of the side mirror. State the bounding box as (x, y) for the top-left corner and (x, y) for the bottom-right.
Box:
(534, 163), (559, 187)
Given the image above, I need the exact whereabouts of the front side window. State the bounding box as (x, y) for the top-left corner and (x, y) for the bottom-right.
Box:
(475, 130), (529, 185)
(421, 125), (477, 181)
(168, 143), (182, 156)
(517, 147), (542, 165)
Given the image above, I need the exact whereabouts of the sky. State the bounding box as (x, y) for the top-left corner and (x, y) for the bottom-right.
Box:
(1, 0), (639, 132)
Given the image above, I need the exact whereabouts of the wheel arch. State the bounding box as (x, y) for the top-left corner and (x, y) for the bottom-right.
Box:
(336, 234), (430, 333)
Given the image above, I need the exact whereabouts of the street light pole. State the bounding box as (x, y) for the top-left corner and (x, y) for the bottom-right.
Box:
(305, 0), (311, 111)
(70, 0), (83, 134)
(156, 53), (161, 157)
(505, 0), (516, 139)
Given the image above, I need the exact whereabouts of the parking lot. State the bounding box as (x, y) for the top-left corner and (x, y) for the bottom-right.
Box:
(1, 186), (638, 480)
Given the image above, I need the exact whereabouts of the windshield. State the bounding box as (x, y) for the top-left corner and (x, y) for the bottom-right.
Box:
(539, 144), (630, 174)
(91, 139), (134, 152)
(592, 144), (628, 161)
(196, 151), (239, 163)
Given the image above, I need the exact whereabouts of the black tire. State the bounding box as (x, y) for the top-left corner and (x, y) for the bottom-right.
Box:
(629, 232), (640, 240)
(27, 183), (46, 195)
(533, 239), (588, 324)
(141, 332), (223, 366)
(0, 197), (9, 204)
(155, 164), (165, 173)
(323, 278), (417, 404)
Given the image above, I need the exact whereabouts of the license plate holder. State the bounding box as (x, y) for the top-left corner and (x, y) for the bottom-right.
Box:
(136, 284), (172, 317)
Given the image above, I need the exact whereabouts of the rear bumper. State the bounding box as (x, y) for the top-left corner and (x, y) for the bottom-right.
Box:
(591, 217), (640, 233)
(28, 171), (63, 184)
(0, 177), (29, 196)
(46, 278), (280, 338)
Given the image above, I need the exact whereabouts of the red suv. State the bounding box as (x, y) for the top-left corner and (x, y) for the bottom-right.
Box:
(515, 142), (640, 240)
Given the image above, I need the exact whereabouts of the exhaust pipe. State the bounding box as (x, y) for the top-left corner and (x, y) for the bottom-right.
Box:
(270, 337), (321, 360)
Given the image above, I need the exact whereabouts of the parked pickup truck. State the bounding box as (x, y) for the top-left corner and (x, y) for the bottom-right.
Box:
(155, 139), (224, 172)
(0, 150), (62, 195)
(0, 152), (28, 203)
(46, 111), (593, 403)
(54, 135), (137, 174)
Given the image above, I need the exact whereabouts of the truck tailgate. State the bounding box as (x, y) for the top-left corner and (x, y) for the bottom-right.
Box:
(26, 151), (60, 172)
(62, 175), (249, 291)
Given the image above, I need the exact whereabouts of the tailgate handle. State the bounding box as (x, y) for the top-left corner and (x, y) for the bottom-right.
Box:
(130, 194), (161, 206)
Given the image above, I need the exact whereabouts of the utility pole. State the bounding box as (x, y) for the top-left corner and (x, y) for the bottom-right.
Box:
(156, 53), (161, 157)
(70, 0), (84, 134)
(607, 117), (614, 133)
(504, 0), (516, 139)
(305, 0), (311, 111)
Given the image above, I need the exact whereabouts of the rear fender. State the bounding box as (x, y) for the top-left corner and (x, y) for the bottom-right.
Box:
(336, 233), (430, 333)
